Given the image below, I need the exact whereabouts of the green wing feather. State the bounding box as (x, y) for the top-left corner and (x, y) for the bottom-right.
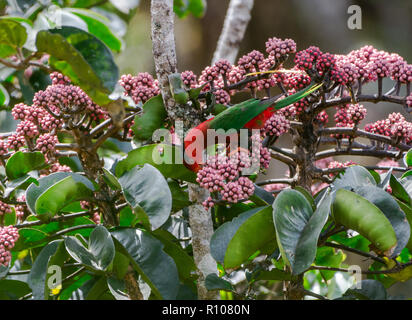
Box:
(209, 83), (322, 131)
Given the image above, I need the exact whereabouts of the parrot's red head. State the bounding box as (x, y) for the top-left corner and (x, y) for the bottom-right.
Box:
(183, 118), (214, 172)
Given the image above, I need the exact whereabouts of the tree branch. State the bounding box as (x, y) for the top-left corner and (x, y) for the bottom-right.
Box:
(212, 0), (254, 64)
(150, 0), (218, 300)
(151, 0), (178, 119)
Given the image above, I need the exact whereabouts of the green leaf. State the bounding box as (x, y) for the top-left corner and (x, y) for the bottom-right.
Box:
(315, 247), (345, 280)
(58, 273), (91, 300)
(102, 168), (121, 190)
(3, 208), (16, 226)
(188, 0), (207, 18)
(132, 95), (167, 141)
(353, 185), (410, 257)
(169, 73), (189, 104)
(404, 149), (412, 167)
(26, 172), (83, 215)
(0, 18), (27, 48)
(0, 280), (31, 300)
(35, 175), (94, 221)
(152, 229), (197, 285)
(107, 277), (129, 300)
(111, 227), (180, 300)
(5, 151), (45, 180)
(390, 175), (411, 205)
(396, 200), (412, 252)
(329, 232), (371, 252)
(295, 186), (316, 211)
(3, 174), (38, 198)
(342, 280), (387, 300)
(252, 185), (275, 205)
(210, 206), (277, 269)
(28, 240), (67, 300)
(204, 273), (233, 291)
(273, 189), (332, 274)
(28, 215), (95, 237)
(401, 170), (412, 179)
(118, 164), (172, 230)
(250, 268), (292, 282)
(333, 165), (376, 190)
(168, 180), (192, 213)
(332, 189), (397, 256)
(36, 26), (118, 105)
(64, 225), (115, 271)
(174, 0), (206, 18)
(67, 9), (122, 52)
(0, 83), (10, 107)
(12, 228), (49, 251)
(116, 143), (197, 182)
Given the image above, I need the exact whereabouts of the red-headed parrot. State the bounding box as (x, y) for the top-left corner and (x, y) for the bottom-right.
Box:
(183, 83), (322, 172)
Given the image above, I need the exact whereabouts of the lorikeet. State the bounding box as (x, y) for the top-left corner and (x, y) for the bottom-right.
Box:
(183, 83), (322, 172)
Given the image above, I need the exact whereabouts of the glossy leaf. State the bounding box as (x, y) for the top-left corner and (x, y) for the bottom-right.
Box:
(390, 175), (411, 205)
(6, 151), (45, 180)
(404, 149), (412, 167)
(116, 143), (197, 182)
(168, 180), (192, 213)
(26, 172), (83, 215)
(152, 229), (197, 285)
(111, 227), (179, 300)
(36, 26), (118, 105)
(0, 280), (31, 300)
(342, 280), (387, 300)
(0, 18), (27, 48)
(118, 164), (172, 230)
(64, 225), (114, 271)
(353, 185), (410, 257)
(107, 277), (129, 300)
(273, 189), (332, 275)
(28, 240), (67, 300)
(396, 200), (412, 251)
(35, 175), (94, 221)
(332, 189), (397, 256)
(13, 228), (49, 251)
(67, 9), (122, 52)
(205, 274), (233, 291)
(333, 165), (376, 190)
(250, 268), (292, 282)
(131, 95), (167, 141)
(210, 206), (277, 269)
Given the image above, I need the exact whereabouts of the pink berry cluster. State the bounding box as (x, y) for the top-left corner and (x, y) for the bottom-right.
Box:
(328, 160), (356, 176)
(250, 133), (271, 170)
(0, 226), (19, 266)
(7, 72), (107, 158)
(265, 37), (297, 64)
(376, 158), (399, 173)
(0, 201), (12, 216)
(119, 73), (160, 104)
(181, 70), (198, 89)
(331, 104), (367, 139)
(364, 112), (412, 143)
(263, 113), (290, 137)
(346, 104), (367, 124)
(50, 71), (71, 85)
(14, 195), (26, 221)
(35, 133), (58, 155)
(196, 152), (255, 209)
(315, 110), (329, 126)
